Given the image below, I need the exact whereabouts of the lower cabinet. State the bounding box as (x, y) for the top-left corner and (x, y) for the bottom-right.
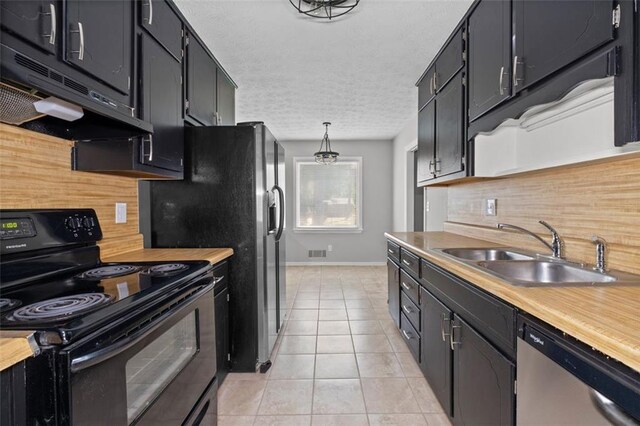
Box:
(387, 259), (400, 327)
(420, 288), (453, 416)
(213, 262), (230, 385)
(452, 314), (515, 425)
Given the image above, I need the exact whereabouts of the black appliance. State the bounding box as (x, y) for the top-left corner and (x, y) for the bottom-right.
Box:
(0, 209), (218, 425)
(148, 122), (286, 372)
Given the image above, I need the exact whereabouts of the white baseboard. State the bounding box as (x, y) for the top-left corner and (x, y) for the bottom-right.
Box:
(286, 261), (386, 266)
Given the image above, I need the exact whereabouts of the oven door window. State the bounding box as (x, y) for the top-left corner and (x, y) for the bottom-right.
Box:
(125, 311), (198, 424)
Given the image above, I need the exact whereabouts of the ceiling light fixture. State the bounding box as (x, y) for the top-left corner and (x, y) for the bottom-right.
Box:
(314, 122), (339, 164)
(289, 0), (360, 20)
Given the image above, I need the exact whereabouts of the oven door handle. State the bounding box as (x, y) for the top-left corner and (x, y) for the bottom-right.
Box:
(70, 283), (214, 373)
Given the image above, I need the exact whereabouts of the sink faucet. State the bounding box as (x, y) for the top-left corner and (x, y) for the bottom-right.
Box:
(497, 221), (563, 258)
(591, 235), (607, 272)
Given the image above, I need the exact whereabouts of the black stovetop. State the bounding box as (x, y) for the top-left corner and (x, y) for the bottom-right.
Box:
(0, 260), (212, 345)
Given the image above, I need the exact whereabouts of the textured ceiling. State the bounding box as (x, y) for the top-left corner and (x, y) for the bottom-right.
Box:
(174, 0), (473, 141)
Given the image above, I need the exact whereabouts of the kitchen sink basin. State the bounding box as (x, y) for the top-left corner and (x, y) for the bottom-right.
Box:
(476, 260), (617, 286)
(440, 248), (535, 261)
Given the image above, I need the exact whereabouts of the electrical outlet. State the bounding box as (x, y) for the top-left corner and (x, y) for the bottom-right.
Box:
(486, 199), (497, 216)
(328, 245), (333, 252)
(115, 203), (127, 223)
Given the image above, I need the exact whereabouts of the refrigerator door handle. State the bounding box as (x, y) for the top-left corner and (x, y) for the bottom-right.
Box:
(273, 184), (285, 242)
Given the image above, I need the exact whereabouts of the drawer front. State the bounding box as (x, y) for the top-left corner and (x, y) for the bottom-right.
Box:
(211, 261), (229, 294)
(387, 241), (400, 263)
(400, 249), (420, 278)
(400, 312), (421, 362)
(400, 291), (420, 332)
(420, 259), (516, 358)
(400, 270), (420, 306)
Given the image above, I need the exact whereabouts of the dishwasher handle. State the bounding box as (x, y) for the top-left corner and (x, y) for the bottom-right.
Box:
(589, 389), (640, 426)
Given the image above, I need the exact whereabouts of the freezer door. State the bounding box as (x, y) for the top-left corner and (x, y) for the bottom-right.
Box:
(276, 142), (287, 332)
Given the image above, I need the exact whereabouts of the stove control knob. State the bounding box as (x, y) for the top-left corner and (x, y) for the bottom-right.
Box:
(65, 216), (79, 231)
(81, 216), (95, 230)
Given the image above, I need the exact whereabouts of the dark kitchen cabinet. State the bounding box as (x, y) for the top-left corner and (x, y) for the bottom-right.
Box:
(139, 0), (183, 61)
(0, 1), (57, 55)
(215, 286), (230, 385)
(216, 68), (236, 125)
(65, 0), (132, 94)
(139, 33), (184, 173)
(420, 288), (453, 417)
(387, 259), (400, 327)
(417, 71), (465, 184)
(513, 0), (615, 93)
(418, 66), (436, 110)
(186, 35), (217, 126)
(468, 0), (511, 121)
(417, 100), (435, 183)
(452, 314), (515, 426)
(433, 28), (464, 92)
(435, 71), (464, 178)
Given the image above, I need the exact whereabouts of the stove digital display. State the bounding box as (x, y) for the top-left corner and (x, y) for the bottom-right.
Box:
(0, 218), (36, 239)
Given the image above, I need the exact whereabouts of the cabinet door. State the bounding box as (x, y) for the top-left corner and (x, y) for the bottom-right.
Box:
(418, 66), (436, 110)
(216, 68), (236, 125)
(139, 0), (183, 61)
(65, 0), (132, 94)
(468, 0), (511, 121)
(215, 286), (230, 384)
(513, 0), (615, 92)
(387, 259), (400, 327)
(0, 1), (57, 54)
(452, 315), (515, 426)
(435, 71), (464, 177)
(417, 100), (436, 184)
(140, 34), (184, 172)
(186, 36), (216, 126)
(435, 27), (464, 92)
(420, 288), (453, 417)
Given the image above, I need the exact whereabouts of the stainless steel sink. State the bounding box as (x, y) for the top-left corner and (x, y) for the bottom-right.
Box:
(440, 248), (535, 261)
(476, 260), (617, 286)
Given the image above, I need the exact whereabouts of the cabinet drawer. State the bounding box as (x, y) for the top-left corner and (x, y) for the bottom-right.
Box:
(400, 270), (420, 306)
(211, 261), (228, 294)
(400, 291), (420, 332)
(400, 312), (421, 362)
(435, 27), (464, 91)
(400, 249), (420, 278)
(421, 259), (516, 358)
(418, 66), (436, 109)
(387, 241), (400, 263)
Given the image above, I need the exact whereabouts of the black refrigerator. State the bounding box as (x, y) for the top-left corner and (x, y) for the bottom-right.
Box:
(148, 122), (286, 372)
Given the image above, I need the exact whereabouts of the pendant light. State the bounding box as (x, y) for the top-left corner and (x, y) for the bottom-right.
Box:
(289, 0), (360, 20)
(314, 122), (339, 164)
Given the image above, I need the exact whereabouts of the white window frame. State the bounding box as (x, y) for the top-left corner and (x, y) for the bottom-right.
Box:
(293, 156), (363, 233)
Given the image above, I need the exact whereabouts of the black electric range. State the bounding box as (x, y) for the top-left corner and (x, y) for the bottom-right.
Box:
(0, 209), (219, 425)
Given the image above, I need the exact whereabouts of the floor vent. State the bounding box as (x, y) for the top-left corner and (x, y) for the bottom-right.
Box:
(308, 250), (327, 258)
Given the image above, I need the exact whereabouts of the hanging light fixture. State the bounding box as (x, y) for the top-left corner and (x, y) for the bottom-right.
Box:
(314, 122), (339, 164)
(289, 0), (360, 20)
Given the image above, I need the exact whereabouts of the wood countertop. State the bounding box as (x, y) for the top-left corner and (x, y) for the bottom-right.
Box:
(104, 248), (234, 265)
(0, 331), (40, 371)
(385, 231), (640, 372)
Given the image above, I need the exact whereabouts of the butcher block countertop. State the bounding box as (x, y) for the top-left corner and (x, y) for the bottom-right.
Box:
(385, 232), (640, 372)
(104, 248), (234, 265)
(0, 331), (40, 371)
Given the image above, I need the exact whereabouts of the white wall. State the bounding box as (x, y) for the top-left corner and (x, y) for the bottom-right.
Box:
(391, 114), (418, 232)
(280, 139), (393, 265)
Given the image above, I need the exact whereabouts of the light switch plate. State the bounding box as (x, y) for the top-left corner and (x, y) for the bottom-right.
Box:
(486, 199), (497, 216)
(115, 203), (127, 223)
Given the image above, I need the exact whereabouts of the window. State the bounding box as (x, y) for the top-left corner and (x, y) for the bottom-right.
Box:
(294, 157), (362, 232)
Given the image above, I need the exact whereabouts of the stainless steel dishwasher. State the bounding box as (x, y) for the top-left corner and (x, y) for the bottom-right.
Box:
(517, 315), (640, 425)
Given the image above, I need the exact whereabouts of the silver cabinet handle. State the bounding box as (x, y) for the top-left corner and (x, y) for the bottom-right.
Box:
(433, 72), (437, 92)
(43, 4), (56, 45)
(148, 134), (153, 161)
(498, 66), (505, 96)
(213, 275), (225, 284)
(430, 74), (434, 95)
(148, 0), (154, 25)
(434, 158), (441, 174)
(428, 160), (434, 174)
(402, 330), (413, 340)
(402, 259), (411, 266)
(440, 314), (450, 342)
(70, 22), (84, 60)
(388, 248), (394, 254)
(512, 55), (521, 88)
(401, 281), (411, 291)
(450, 324), (461, 350)
(402, 305), (412, 315)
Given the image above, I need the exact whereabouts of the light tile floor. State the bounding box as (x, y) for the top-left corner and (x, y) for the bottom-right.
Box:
(218, 266), (451, 426)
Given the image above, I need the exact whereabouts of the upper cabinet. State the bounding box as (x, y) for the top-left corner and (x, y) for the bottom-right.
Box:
(513, 0), (615, 93)
(65, 0), (132, 95)
(0, 1), (57, 55)
(140, 0), (183, 61)
(433, 28), (464, 93)
(186, 35), (217, 126)
(468, 0), (511, 121)
(217, 68), (236, 125)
